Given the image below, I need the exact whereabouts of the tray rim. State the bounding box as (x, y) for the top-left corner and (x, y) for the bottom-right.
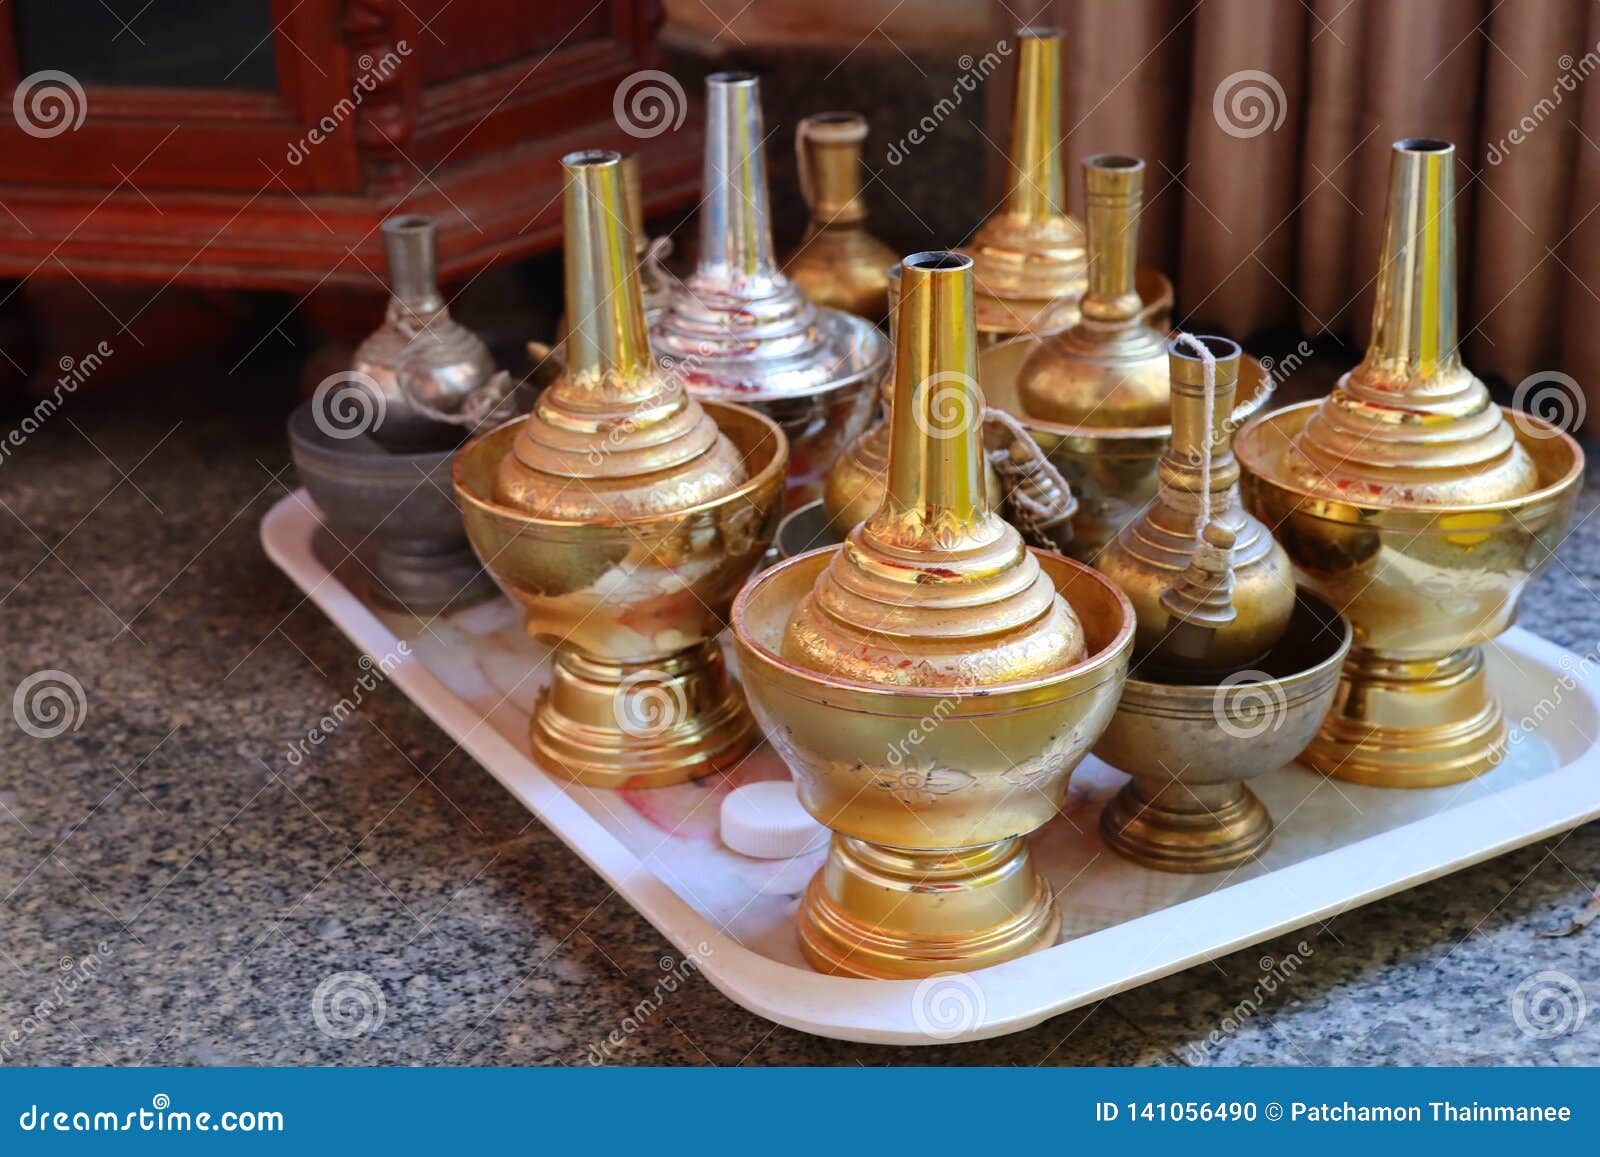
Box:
(261, 490), (1600, 1047)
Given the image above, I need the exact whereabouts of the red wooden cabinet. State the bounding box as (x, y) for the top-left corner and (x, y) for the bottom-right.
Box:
(0, 0), (701, 292)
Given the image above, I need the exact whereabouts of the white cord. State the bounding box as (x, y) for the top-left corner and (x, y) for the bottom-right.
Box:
(1172, 332), (1215, 543)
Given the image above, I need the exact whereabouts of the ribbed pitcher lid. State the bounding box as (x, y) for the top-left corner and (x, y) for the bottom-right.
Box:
(651, 70), (888, 402)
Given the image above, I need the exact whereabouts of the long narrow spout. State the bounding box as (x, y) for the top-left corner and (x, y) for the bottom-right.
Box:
(1361, 138), (1461, 393)
(877, 251), (987, 537)
(699, 71), (778, 280)
(1080, 155), (1144, 324)
(561, 149), (653, 393)
(1003, 27), (1067, 222)
(382, 215), (442, 310)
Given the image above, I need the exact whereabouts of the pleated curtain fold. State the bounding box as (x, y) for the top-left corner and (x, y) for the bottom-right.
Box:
(1033, 0), (1600, 426)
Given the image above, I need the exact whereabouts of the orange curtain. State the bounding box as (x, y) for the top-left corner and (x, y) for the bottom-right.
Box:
(1042, 0), (1600, 427)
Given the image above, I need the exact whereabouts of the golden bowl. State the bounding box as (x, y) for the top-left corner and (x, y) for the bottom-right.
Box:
(1236, 401), (1583, 786)
(1094, 589), (1352, 872)
(982, 335), (1274, 561)
(732, 546), (1133, 977)
(453, 401), (787, 788)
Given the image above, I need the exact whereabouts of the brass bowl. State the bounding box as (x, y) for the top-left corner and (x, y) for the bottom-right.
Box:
(1094, 589), (1352, 872)
(1137, 267), (1175, 332)
(453, 401), (787, 788)
(1236, 401), (1583, 787)
(982, 333), (1272, 562)
(732, 547), (1133, 977)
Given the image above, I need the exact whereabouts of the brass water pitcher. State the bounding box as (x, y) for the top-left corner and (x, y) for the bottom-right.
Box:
(1087, 337), (1317, 874)
(1238, 138), (1583, 788)
(653, 73), (888, 508)
(962, 26), (1085, 341)
(1015, 155), (1170, 429)
(1097, 336), (1295, 673)
(982, 157), (1272, 560)
(783, 112), (898, 320)
(454, 150), (787, 789)
(732, 251), (1133, 978)
(962, 27), (1173, 343)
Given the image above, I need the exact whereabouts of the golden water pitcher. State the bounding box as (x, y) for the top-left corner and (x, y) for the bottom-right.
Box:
(983, 158), (1272, 559)
(454, 150), (787, 789)
(962, 27), (1172, 343)
(1086, 337), (1338, 872)
(1015, 155), (1171, 429)
(1237, 138), (1583, 787)
(1096, 336), (1295, 672)
(782, 112), (898, 320)
(732, 251), (1133, 978)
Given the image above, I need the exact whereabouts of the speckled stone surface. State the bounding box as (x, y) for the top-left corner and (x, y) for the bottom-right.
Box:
(0, 347), (1596, 1068)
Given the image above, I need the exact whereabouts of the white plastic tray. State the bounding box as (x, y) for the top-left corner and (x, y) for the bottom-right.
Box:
(262, 490), (1600, 1045)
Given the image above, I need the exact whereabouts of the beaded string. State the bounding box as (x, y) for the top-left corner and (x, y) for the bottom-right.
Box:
(982, 406), (1076, 538)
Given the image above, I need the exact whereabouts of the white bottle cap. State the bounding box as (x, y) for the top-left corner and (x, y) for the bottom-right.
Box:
(719, 780), (828, 860)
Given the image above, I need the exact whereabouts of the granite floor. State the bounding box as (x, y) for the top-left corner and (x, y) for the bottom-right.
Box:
(1, 351), (1597, 1067)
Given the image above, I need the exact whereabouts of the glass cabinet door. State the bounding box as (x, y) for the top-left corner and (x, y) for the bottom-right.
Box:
(13, 0), (279, 91)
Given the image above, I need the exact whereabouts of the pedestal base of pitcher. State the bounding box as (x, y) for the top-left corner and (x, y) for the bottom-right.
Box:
(797, 835), (1059, 979)
(530, 642), (755, 789)
(1101, 779), (1272, 873)
(1300, 646), (1507, 788)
